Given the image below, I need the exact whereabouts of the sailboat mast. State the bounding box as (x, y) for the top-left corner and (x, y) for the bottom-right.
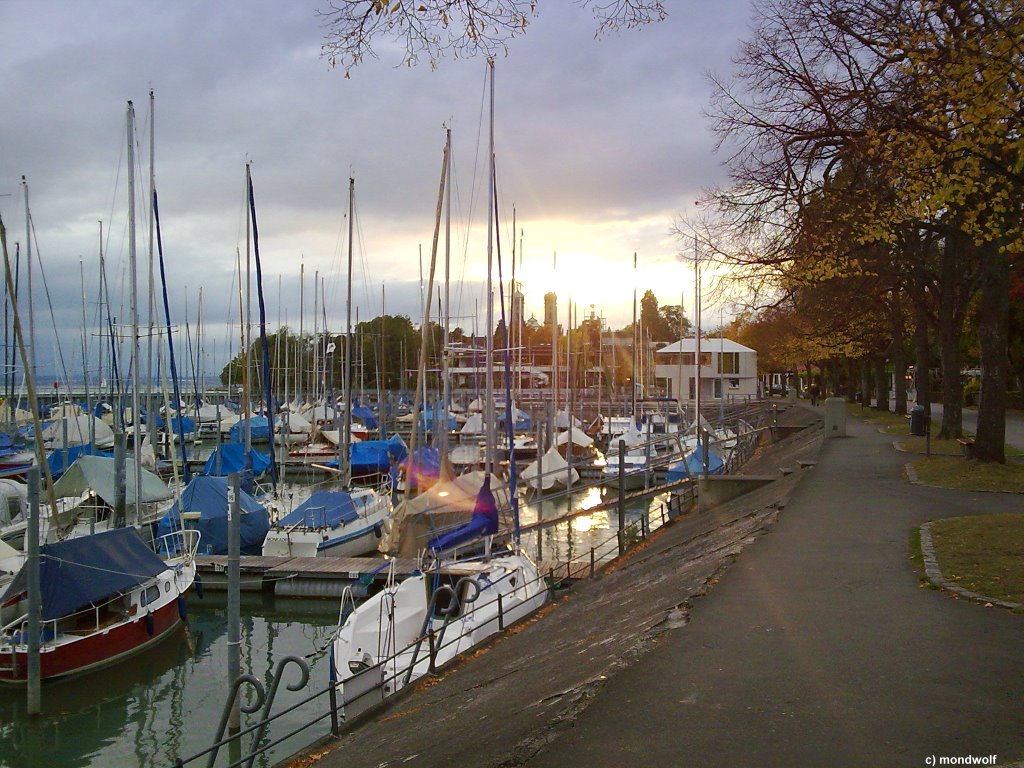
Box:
(127, 101), (144, 524)
(631, 252), (638, 421)
(79, 259), (91, 439)
(22, 178), (34, 395)
(484, 59), (496, 474)
(146, 88), (156, 422)
(298, 262), (304, 404)
(694, 235), (701, 434)
(243, 168), (252, 453)
(442, 128), (451, 460)
(342, 177), (354, 487)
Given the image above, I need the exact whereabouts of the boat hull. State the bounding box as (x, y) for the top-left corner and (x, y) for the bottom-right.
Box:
(334, 553), (547, 702)
(0, 598), (183, 683)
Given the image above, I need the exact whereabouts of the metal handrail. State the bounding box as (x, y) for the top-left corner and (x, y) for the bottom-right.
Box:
(169, 407), (778, 768)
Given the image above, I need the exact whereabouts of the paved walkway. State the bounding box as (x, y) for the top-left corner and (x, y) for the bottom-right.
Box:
(525, 416), (1024, 768)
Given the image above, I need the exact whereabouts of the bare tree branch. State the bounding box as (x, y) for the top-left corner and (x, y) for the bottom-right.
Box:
(317, 0), (666, 72)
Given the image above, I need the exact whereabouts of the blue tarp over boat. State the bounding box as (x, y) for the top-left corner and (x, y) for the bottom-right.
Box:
(229, 417), (271, 443)
(405, 445), (441, 490)
(351, 404), (378, 431)
(1, 528), (167, 621)
(418, 403), (457, 432)
(497, 407), (531, 431)
(156, 475), (269, 555)
(149, 414), (197, 433)
(348, 434), (407, 475)
(666, 445), (725, 482)
(276, 490), (358, 528)
(46, 444), (113, 480)
(427, 475), (499, 552)
(202, 443), (272, 477)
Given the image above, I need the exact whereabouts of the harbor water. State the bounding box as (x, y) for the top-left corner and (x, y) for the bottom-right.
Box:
(0, 471), (670, 768)
(0, 596), (338, 768)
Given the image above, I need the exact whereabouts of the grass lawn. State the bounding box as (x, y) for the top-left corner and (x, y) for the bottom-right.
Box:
(927, 514), (1024, 605)
(911, 456), (1024, 492)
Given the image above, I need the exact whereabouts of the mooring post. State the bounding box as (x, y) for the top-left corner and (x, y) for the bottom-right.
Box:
(227, 472), (241, 735)
(617, 438), (626, 556)
(26, 467), (41, 715)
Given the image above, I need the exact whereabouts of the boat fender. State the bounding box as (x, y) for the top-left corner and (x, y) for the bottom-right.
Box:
(373, 523), (382, 539)
(194, 573), (204, 599)
(177, 595), (188, 620)
(145, 612), (155, 637)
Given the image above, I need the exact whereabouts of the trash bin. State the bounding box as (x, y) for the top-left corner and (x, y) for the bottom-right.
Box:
(909, 405), (926, 436)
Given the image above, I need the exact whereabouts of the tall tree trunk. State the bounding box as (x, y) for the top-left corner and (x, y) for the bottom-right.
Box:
(892, 344), (907, 416)
(936, 231), (970, 439)
(874, 355), (888, 411)
(890, 300), (908, 416)
(974, 242), (1008, 463)
(859, 358), (870, 406)
(913, 304), (932, 417)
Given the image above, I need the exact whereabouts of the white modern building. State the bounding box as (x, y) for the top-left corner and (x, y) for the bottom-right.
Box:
(654, 338), (759, 402)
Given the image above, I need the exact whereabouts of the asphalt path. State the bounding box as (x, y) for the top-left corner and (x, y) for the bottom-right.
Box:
(524, 415), (1024, 767)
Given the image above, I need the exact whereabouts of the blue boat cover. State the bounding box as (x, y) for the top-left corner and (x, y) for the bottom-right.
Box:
(156, 475), (269, 555)
(418, 403), (457, 432)
(202, 443), (272, 477)
(497, 407), (532, 431)
(351, 404), (378, 430)
(666, 446), (725, 482)
(229, 416), (271, 443)
(350, 434), (408, 474)
(405, 445), (441, 490)
(276, 490), (358, 528)
(46, 444), (114, 480)
(427, 475), (499, 552)
(150, 414), (197, 433)
(1, 528), (167, 621)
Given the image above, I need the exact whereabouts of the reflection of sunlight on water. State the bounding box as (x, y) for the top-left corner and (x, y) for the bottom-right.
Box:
(572, 514), (597, 532)
(577, 486), (603, 511)
(520, 484), (669, 565)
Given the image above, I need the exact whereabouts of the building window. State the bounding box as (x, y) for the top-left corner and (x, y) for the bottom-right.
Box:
(719, 352), (739, 374)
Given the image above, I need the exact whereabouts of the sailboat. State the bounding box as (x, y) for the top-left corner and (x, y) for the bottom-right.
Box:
(521, 443), (579, 491)
(0, 526), (198, 683)
(332, 68), (547, 707)
(261, 177), (392, 559)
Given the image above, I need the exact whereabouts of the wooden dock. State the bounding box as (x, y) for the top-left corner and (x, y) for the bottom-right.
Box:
(195, 555), (420, 597)
(195, 554), (588, 598)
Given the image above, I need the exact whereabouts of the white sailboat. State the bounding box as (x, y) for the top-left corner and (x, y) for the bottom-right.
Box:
(333, 68), (546, 708)
(261, 177), (391, 558)
(522, 443), (579, 491)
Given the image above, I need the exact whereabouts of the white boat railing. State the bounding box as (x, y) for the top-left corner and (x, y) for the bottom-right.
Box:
(155, 528), (201, 564)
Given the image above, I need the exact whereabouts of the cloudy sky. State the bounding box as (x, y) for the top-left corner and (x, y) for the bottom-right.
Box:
(1, 0), (751, 381)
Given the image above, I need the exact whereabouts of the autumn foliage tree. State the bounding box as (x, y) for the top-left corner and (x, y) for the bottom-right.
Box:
(703, 0), (1022, 461)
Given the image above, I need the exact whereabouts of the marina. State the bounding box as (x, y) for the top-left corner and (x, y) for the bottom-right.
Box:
(0, 483), (686, 768)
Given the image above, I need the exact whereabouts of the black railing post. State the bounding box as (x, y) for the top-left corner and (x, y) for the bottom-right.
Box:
(328, 646), (340, 737)
(427, 628), (437, 675)
(497, 593), (504, 632)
